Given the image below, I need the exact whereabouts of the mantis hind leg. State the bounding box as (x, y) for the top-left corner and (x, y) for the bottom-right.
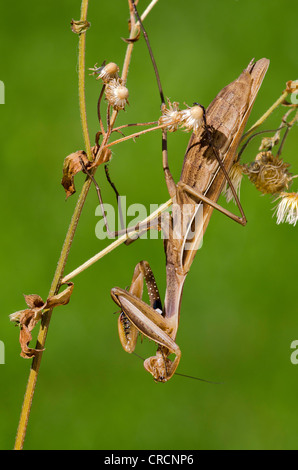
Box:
(178, 182), (247, 226)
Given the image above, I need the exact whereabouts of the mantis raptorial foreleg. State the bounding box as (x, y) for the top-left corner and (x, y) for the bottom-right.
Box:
(116, 260), (162, 353)
(111, 260), (181, 382)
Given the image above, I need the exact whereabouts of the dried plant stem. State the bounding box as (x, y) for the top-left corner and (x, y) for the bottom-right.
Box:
(79, 0), (92, 160)
(138, 0), (159, 23)
(62, 198), (172, 283)
(105, 123), (168, 148)
(242, 90), (289, 141)
(276, 109), (298, 157)
(14, 0), (157, 450)
(113, 121), (158, 132)
(14, 180), (92, 452)
(14, 0), (92, 450)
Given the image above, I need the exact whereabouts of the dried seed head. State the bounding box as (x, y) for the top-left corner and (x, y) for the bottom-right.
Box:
(285, 80), (298, 94)
(222, 161), (244, 203)
(89, 62), (119, 83)
(9, 284), (74, 358)
(158, 99), (181, 132)
(274, 192), (298, 226)
(243, 151), (292, 195)
(259, 134), (280, 151)
(180, 105), (204, 133)
(105, 79), (129, 110)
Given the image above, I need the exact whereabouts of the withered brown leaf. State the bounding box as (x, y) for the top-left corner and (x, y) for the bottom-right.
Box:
(23, 294), (44, 309)
(61, 150), (91, 199)
(10, 283), (74, 359)
(121, 33), (140, 44)
(19, 309), (44, 359)
(61, 147), (112, 198)
(45, 283), (74, 309)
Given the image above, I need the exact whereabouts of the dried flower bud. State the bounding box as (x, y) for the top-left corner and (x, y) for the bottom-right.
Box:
(243, 151), (292, 195)
(274, 192), (298, 226)
(222, 161), (244, 203)
(71, 19), (90, 34)
(180, 105), (204, 133)
(158, 99), (181, 132)
(259, 134), (280, 151)
(285, 80), (298, 94)
(105, 79), (129, 110)
(89, 62), (119, 83)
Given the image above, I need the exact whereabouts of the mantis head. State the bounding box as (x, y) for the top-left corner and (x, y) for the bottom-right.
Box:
(144, 349), (177, 383)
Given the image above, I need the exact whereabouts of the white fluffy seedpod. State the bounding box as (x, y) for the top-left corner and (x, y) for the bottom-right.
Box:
(274, 192), (298, 226)
(158, 100), (181, 132)
(105, 79), (129, 110)
(180, 104), (204, 133)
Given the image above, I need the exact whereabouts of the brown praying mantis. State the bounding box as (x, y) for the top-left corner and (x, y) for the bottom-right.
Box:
(110, 58), (270, 382)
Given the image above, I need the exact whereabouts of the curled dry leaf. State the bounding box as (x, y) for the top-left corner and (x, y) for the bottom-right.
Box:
(45, 282), (74, 309)
(61, 147), (112, 198)
(61, 150), (91, 199)
(19, 309), (44, 359)
(23, 294), (44, 310)
(70, 19), (91, 34)
(121, 32), (141, 44)
(9, 283), (74, 359)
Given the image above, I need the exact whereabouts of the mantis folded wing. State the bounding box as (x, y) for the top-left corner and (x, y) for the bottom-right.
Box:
(111, 59), (270, 382)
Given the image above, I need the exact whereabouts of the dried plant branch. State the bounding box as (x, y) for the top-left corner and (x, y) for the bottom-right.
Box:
(132, 0), (164, 104)
(276, 109), (298, 157)
(112, 121), (158, 132)
(97, 85), (106, 136)
(137, 0), (159, 23)
(62, 199), (172, 283)
(14, 0), (92, 450)
(242, 90), (289, 141)
(105, 123), (169, 148)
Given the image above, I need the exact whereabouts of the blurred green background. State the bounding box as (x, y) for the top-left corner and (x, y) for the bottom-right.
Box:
(0, 0), (297, 450)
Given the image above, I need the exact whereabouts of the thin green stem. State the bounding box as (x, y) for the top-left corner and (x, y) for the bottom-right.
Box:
(78, 2), (92, 160)
(14, 0), (92, 450)
(14, 0), (157, 450)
